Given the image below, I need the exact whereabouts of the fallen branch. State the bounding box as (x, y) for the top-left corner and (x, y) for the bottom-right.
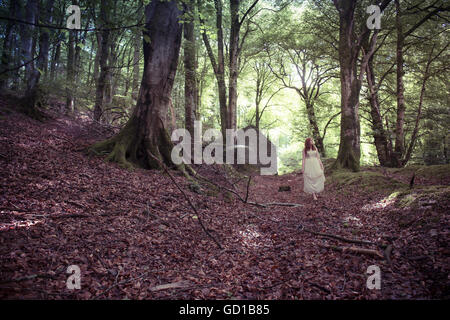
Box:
(264, 202), (303, 208)
(299, 226), (374, 246)
(147, 153), (223, 250)
(196, 174), (303, 208)
(318, 244), (384, 259)
(384, 244), (393, 266)
(0, 267), (65, 284)
(150, 280), (190, 292)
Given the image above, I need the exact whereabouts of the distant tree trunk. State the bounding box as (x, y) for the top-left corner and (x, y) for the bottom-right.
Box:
(20, 0), (38, 87)
(49, 39), (61, 82)
(93, 0), (111, 122)
(0, 0), (20, 90)
(131, 31), (141, 102)
(184, 2), (197, 138)
(199, 0), (228, 140)
(27, 0), (55, 92)
(92, 32), (102, 86)
(365, 48), (393, 167)
(228, 0), (240, 131)
(393, 0), (406, 167)
(305, 101), (325, 157)
(66, 29), (75, 113)
(21, 0), (56, 120)
(90, 0), (183, 170)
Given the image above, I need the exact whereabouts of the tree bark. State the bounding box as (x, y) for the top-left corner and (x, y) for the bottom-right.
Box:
(27, 0), (55, 92)
(131, 31), (141, 102)
(365, 49), (393, 166)
(90, 0), (183, 170)
(394, 0), (406, 167)
(20, 0), (38, 87)
(199, 0), (228, 140)
(66, 29), (76, 113)
(334, 0), (361, 171)
(183, 2), (197, 138)
(228, 0), (240, 131)
(93, 0), (111, 122)
(0, 0), (20, 89)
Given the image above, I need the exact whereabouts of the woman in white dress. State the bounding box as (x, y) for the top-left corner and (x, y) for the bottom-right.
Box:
(301, 138), (325, 201)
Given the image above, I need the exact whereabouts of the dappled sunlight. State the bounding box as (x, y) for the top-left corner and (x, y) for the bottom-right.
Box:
(0, 219), (43, 232)
(342, 215), (362, 227)
(236, 224), (272, 250)
(360, 191), (404, 212)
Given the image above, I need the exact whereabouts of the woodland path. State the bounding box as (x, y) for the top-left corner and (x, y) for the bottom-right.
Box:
(0, 108), (447, 299)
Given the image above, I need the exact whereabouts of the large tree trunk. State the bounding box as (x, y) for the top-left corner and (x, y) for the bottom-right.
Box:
(334, 0), (361, 171)
(90, 0), (183, 170)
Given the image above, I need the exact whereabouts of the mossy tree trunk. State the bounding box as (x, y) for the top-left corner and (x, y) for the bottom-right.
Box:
(90, 0), (183, 170)
(333, 0), (361, 172)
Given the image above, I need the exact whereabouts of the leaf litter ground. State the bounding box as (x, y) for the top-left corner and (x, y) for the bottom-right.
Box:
(0, 107), (448, 299)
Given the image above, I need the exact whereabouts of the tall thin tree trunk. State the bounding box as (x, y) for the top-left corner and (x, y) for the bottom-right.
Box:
(93, 0), (111, 122)
(132, 27), (141, 102)
(66, 29), (75, 113)
(394, 0), (406, 167)
(366, 52), (392, 166)
(228, 0), (240, 131)
(184, 2), (197, 138)
(50, 40), (61, 82)
(20, 0), (38, 87)
(28, 0), (55, 92)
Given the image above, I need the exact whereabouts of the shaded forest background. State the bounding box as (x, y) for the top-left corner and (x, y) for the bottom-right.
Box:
(0, 0), (449, 172)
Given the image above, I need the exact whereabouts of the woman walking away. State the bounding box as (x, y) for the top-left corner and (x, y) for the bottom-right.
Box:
(301, 138), (325, 201)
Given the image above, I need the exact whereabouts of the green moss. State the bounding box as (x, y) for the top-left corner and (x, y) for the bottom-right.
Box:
(327, 169), (407, 194)
(387, 164), (450, 181)
(392, 185), (450, 209)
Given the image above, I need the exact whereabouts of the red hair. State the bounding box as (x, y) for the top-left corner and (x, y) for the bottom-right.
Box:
(304, 138), (316, 152)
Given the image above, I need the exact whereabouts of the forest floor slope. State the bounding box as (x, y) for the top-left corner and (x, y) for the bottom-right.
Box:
(0, 103), (448, 299)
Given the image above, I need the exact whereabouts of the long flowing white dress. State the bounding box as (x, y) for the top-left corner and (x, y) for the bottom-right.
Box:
(303, 149), (325, 194)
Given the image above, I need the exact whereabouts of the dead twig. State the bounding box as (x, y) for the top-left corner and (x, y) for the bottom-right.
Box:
(318, 244), (384, 259)
(299, 226), (375, 246)
(147, 153), (223, 250)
